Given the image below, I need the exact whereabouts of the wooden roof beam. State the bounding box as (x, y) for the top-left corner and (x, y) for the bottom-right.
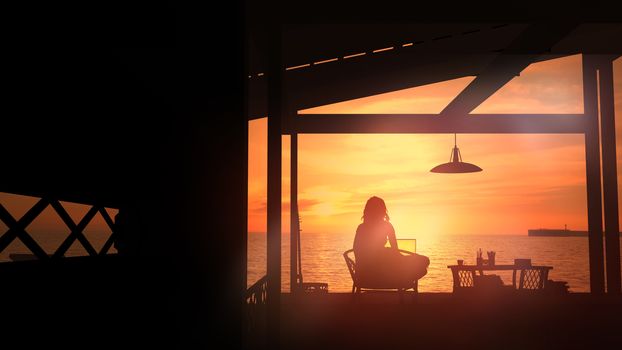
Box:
(440, 22), (580, 117)
(288, 114), (586, 134)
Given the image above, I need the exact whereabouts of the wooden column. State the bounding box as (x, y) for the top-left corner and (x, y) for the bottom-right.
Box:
(290, 132), (300, 294)
(583, 55), (605, 293)
(266, 25), (282, 345)
(598, 57), (621, 294)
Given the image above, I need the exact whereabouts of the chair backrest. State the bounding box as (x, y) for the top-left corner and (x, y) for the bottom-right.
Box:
(457, 270), (475, 288)
(519, 268), (546, 290)
(343, 249), (357, 282)
(343, 248), (415, 284)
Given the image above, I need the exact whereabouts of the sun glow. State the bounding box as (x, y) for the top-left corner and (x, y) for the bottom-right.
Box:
(312, 202), (337, 217)
(248, 56), (622, 238)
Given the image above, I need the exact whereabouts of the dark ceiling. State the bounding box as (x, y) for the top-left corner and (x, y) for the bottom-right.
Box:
(248, 22), (622, 117)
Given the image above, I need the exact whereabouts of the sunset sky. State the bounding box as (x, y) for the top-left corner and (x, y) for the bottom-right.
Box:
(248, 55), (622, 239)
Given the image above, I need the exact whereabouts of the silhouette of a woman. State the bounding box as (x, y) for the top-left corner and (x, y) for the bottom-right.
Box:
(353, 196), (429, 283)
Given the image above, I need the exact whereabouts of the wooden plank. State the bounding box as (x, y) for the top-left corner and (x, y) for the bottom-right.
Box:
(98, 207), (116, 232)
(248, 53), (575, 119)
(99, 233), (116, 255)
(287, 53), (493, 112)
(290, 114), (586, 134)
(97, 207), (117, 255)
(281, 23), (523, 69)
(440, 54), (537, 116)
(440, 22), (579, 116)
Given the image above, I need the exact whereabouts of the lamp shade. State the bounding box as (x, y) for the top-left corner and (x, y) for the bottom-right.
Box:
(430, 135), (482, 173)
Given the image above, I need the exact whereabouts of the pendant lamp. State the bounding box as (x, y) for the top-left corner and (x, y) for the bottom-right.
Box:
(430, 134), (482, 173)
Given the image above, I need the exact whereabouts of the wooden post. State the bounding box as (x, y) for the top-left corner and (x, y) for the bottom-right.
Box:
(290, 132), (299, 294)
(243, 83), (249, 307)
(598, 57), (621, 294)
(583, 55), (605, 293)
(266, 23), (282, 346)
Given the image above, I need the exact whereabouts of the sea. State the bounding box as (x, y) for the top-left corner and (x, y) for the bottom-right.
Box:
(248, 232), (622, 293)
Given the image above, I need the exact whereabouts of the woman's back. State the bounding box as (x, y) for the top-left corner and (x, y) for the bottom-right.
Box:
(353, 221), (394, 265)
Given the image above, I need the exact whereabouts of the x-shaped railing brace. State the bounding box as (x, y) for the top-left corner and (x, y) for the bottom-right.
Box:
(0, 198), (117, 260)
(0, 199), (50, 260)
(50, 200), (99, 258)
(97, 207), (116, 255)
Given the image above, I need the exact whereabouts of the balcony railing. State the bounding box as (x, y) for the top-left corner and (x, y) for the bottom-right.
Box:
(246, 275), (268, 305)
(245, 274), (267, 344)
(0, 195), (117, 261)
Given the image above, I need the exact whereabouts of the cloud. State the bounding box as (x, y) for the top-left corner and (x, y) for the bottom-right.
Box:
(298, 198), (320, 211)
(473, 54), (583, 114)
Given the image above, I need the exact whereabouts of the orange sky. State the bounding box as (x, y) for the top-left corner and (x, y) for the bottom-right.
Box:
(248, 55), (622, 239)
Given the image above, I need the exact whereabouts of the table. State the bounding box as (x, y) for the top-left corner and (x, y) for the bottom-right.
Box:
(447, 264), (553, 292)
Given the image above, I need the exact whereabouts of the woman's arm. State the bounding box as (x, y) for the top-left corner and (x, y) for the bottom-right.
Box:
(387, 223), (398, 250)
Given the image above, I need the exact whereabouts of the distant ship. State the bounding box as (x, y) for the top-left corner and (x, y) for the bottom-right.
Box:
(528, 225), (621, 237)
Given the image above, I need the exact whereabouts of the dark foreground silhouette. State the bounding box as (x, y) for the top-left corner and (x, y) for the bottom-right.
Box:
(279, 292), (622, 350)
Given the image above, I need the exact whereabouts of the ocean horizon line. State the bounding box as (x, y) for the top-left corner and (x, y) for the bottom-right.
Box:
(247, 231), (547, 236)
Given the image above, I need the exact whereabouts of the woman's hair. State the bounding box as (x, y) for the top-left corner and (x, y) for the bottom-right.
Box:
(361, 196), (390, 222)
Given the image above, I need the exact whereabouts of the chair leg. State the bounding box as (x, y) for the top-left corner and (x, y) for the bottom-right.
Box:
(412, 281), (419, 303)
(354, 287), (363, 303)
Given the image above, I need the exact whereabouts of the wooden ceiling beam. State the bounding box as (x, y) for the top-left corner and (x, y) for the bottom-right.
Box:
(287, 113), (586, 134)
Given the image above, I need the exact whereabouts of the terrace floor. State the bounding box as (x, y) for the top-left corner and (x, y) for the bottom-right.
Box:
(273, 292), (622, 350)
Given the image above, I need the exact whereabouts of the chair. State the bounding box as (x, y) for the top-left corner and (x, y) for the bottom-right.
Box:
(343, 249), (419, 299)
(517, 267), (549, 291)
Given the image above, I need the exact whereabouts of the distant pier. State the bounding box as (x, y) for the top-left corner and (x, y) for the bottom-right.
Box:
(528, 228), (621, 237)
